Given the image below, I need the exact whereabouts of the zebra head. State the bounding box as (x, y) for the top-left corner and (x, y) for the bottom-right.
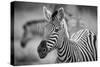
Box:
(37, 6), (65, 59)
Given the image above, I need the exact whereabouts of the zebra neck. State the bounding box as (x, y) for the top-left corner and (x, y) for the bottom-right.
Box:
(57, 36), (81, 62)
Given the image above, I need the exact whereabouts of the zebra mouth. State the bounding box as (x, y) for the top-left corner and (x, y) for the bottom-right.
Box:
(39, 52), (47, 59)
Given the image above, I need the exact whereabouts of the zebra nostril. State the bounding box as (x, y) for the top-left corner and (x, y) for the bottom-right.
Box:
(42, 48), (46, 53)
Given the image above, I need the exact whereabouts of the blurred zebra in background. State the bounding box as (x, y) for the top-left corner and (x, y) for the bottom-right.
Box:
(20, 19), (48, 48)
(37, 6), (97, 63)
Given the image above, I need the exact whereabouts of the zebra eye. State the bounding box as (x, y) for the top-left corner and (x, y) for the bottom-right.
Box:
(55, 27), (59, 32)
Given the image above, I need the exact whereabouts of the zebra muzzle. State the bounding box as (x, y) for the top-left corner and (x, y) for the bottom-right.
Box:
(37, 40), (48, 59)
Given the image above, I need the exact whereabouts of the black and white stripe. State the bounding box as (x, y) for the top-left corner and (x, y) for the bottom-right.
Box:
(56, 29), (97, 63)
(46, 32), (59, 49)
(44, 28), (97, 63)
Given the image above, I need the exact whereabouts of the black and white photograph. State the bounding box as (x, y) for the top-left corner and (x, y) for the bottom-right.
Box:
(11, 1), (97, 66)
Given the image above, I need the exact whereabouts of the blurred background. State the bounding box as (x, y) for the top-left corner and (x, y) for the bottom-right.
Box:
(13, 1), (97, 65)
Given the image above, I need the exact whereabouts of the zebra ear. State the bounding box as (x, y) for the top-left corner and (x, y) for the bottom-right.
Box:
(57, 7), (65, 21)
(43, 6), (52, 21)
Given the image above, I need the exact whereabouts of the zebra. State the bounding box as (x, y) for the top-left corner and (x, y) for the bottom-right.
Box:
(37, 6), (97, 63)
(21, 19), (47, 48)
